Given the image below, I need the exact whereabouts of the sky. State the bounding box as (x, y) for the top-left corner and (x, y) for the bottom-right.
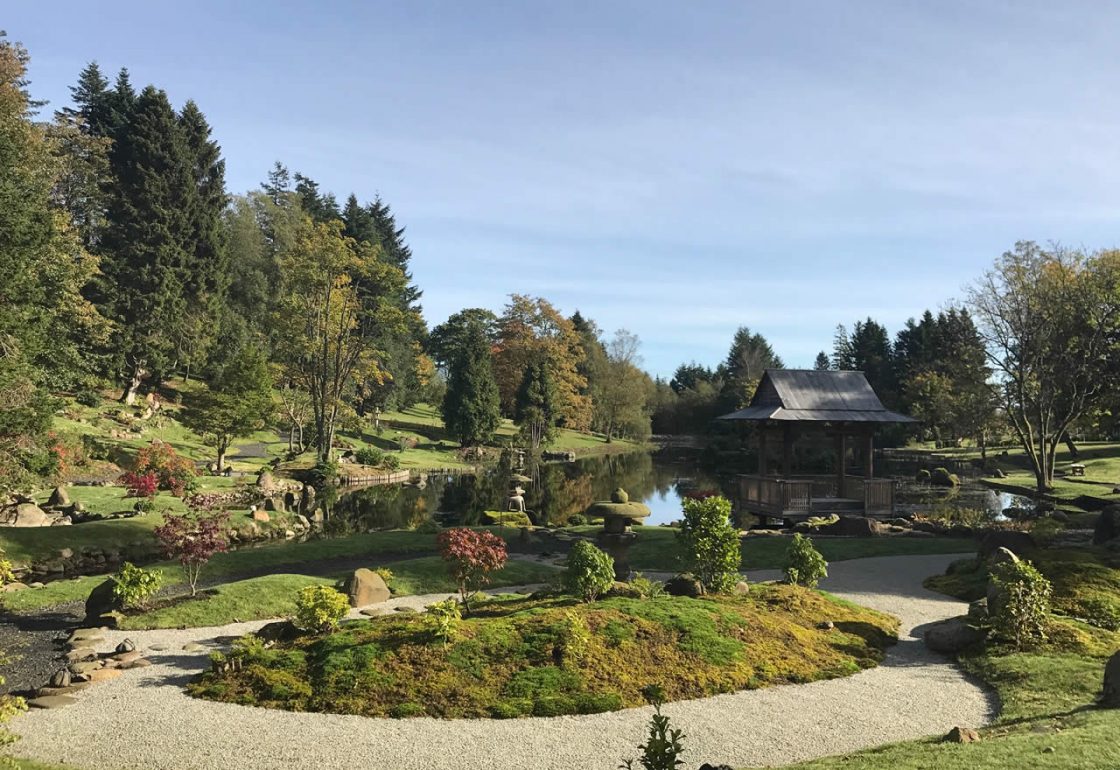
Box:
(10, 1), (1120, 378)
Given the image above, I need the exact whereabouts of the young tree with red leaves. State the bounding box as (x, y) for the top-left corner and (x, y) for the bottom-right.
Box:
(153, 511), (230, 595)
(437, 528), (507, 612)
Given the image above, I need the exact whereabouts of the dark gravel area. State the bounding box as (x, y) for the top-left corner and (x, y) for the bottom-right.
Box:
(0, 603), (83, 696)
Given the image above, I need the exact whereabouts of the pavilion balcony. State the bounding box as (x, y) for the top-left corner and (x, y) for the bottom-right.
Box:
(736, 474), (897, 520)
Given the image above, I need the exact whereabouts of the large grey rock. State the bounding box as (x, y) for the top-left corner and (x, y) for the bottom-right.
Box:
(978, 530), (1036, 559)
(346, 568), (390, 607)
(1093, 506), (1120, 545)
(924, 616), (985, 654)
(987, 546), (1020, 568)
(824, 516), (884, 538)
(664, 573), (704, 598)
(945, 726), (981, 743)
(45, 486), (70, 508)
(1103, 650), (1120, 708)
(84, 578), (120, 624)
(0, 502), (52, 527)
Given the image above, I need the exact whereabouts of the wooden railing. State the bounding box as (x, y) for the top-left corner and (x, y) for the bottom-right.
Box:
(738, 475), (812, 516)
(863, 478), (894, 514)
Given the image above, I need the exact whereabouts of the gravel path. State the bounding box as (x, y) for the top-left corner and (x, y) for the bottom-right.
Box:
(5, 554), (993, 770)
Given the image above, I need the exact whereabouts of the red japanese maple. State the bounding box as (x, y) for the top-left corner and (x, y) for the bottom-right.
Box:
(120, 471), (159, 498)
(153, 511), (230, 595)
(437, 527), (508, 611)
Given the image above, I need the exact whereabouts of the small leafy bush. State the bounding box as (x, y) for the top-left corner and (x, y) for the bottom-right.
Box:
(134, 441), (196, 496)
(111, 562), (163, 610)
(677, 495), (741, 594)
(784, 534), (828, 588)
(426, 598), (461, 645)
(563, 541), (615, 602)
(354, 447), (384, 466)
(566, 513), (586, 527)
(915, 468), (932, 484)
(558, 610), (591, 666)
(413, 518), (441, 534)
(121, 470), (158, 498)
(294, 585), (350, 633)
(1079, 597), (1120, 631)
(629, 573), (665, 599)
(621, 685), (686, 770)
(75, 388), (102, 407)
(380, 454), (401, 471)
(132, 497), (157, 515)
(989, 559), (1052, 649)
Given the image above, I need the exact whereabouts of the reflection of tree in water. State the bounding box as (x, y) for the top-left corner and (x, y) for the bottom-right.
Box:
(328, 451), (735, 532)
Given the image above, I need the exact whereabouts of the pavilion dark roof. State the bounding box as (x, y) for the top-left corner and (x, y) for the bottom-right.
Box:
(718, 369), (916, 424)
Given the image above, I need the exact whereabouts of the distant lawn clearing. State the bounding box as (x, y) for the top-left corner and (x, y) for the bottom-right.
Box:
(189, 585), (897, 719)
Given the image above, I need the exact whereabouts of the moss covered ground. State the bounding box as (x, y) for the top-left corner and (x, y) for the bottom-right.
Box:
(189, 584), (898, 719)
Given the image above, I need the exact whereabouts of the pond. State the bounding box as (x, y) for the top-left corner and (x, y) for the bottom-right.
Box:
(326, 452), (730, 534)
(325, 452), (1035, 536)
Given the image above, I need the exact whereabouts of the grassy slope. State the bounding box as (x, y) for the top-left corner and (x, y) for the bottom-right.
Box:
(189, 585), (898, 719)
(114, 557), (561, 630)
(752, 548), (1120, 770)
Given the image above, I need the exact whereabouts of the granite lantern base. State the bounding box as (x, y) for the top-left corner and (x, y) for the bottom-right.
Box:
(597, 529), (638, 581)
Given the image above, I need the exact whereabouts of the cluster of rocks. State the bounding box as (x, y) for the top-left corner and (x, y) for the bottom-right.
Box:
(18, 541), (161, 584)
(0, 488), (79, 528)
(26, 632), (151, 710)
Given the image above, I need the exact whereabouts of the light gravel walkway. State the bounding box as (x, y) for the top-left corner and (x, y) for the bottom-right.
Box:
(6, 554), (993, 770)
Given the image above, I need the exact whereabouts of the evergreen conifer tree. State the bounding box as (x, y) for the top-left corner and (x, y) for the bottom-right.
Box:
(515, 357), (560, 449)
(441, 321), (501, 447)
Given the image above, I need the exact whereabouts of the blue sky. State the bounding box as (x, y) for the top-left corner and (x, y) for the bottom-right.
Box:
(11, 2), (1120, 377)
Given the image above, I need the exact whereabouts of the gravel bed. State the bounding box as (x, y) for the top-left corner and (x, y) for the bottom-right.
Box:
(4, 554), (994, 770)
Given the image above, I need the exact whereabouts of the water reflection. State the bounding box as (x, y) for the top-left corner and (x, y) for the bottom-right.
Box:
(328, 452), (729, 532)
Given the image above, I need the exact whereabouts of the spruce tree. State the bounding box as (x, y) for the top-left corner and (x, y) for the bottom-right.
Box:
(813, 351), (831, 370)
(515, 357), (559, 449)
(64, 62), (114, 136)
(100, 85), (194, 402)
(441, 322), (501, 447)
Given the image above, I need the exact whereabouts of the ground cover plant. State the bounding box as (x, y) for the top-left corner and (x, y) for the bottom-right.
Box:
(189, 584), (898, 719)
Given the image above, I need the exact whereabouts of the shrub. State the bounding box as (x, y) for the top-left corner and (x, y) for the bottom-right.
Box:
(153, 511), (230, 596)
(132, 497), (157, 515)
(413, 519), (441, 534)
(354, 447), (384, 466)
(110, 562), (163, 610)
(677, 495), (741, 594)
(1080, 597), (1120, 631)
(930, 467), (960, 488)
(121, 470), (158, 498)
(381, 454), (401, 471)
(425, 598), (461, 645)
(566, 513), (586, 527)
(784, 534), (828, 588)
(915, 468), (932, 484)
(563, 541), (615, 602)
(621, 685), (686, 770)
(133, 442), (196, 496)
(629, 573), (665, 599)
(558, 610), (591, 666)
(437, 527), (508, 611)
(75, 388), (102, 408)
(309, 459), (339, 485)
(294, 585), (350, 633)
(989, 559), (1052, 649)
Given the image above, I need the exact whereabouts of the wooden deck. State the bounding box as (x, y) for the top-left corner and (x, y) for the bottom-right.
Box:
(738, 474), (896, 520)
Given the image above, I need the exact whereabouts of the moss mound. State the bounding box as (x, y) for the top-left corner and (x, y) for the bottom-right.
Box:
(481, 510), (533, 528)
(586, 501), (651, 520)
(189, 584), (897, 719)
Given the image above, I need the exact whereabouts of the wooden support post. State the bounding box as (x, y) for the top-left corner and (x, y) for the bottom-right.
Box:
(865, 431), (875, 479)
(835, 431), (847, 496)
(758, 428), (768, 475)
(782, 424), (793, 476)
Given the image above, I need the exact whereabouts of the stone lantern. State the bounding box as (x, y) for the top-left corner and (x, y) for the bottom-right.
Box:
(587, 488), (650, 581)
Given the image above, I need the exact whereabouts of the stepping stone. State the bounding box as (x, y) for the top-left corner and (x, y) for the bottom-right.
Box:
(113, 651), (142, 664)
(65, 648), (97, 663)
(67, 628), (105, 643)
(36, 683), (91, 697)
(87, 668), (122, 683)
(69, 661), (103, 675)
(148, 645), (168, 652)
(119, 658), (151, 670)
(27, 695), (77, 709)
(182, 643), (204, 652)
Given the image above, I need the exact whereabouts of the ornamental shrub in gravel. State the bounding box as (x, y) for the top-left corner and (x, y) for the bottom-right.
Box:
(295, 585), (350, 633)
(677, 495), (741, 594)
(563, 540), (615, 602)
(989, 559), (1052, 649)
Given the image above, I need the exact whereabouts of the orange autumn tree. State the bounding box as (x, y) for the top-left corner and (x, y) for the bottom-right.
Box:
(493, 295), (591, 431)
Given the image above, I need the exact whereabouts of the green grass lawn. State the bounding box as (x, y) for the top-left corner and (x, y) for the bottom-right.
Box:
(112, 557), (560, 630)
(189, 584), (897, 718)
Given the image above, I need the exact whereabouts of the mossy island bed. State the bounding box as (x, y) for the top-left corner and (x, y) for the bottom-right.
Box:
(189, 584), (898, 719)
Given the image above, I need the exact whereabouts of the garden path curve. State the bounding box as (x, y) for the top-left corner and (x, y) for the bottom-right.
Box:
(6, 553), (994, 770)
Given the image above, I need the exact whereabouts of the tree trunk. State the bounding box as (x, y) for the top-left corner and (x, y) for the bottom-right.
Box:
(216, 438), (228, 474)
(1063, 434), (1080, 459)
(121, 362), (146, 405)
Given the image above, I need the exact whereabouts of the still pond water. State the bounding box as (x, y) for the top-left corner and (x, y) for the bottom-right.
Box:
(327, 452), (1027, 534)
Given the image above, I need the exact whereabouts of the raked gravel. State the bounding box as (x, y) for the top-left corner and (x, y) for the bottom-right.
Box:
(6, 553), (994, 770)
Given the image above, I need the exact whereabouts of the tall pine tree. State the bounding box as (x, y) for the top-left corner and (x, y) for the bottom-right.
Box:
(442, 320), (501, 447)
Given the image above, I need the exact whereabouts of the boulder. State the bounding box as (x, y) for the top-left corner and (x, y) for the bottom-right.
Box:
(256, 620), (302, 643)
(732, 581), (750, 596)
(69, 661), (103, 675)
(1093, 506), (1120, 545)
(664, 574), (704, 598)
(263, 496), (283, 513)
(45, 486), (70, 508)
(299, 484), (316, 514)
(115, 638), (136, 654)
(49, 668), (72, 688)
(256, 469), (276, 492)
(0, 502), (52, 527)
(346, 568), (390, 608)
(978, 530), (1036, 559)
(945, 726), (981, 743)
(1102, 650), (1120, 708)
(924, 616), (985, 654)
(84, 578), (121, 624)
(251, 509), (270, 523)
(825, 516), (884, 538)
(87, 668), (122, 683)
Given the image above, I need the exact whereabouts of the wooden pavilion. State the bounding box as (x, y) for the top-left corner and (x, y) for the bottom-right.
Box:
(718, 369), (916, 521)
